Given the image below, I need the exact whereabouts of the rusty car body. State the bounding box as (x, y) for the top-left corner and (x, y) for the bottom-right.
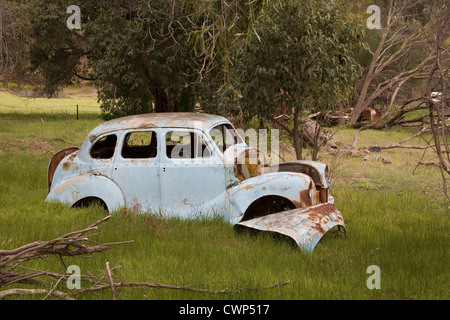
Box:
(46, 113), (346, 252)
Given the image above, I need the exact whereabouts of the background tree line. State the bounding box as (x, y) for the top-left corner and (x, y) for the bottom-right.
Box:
(1, 0), (448, 165)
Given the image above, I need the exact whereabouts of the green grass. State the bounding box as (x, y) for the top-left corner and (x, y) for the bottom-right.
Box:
(0, 88), (100, 115)
(0, 88), (448, 300)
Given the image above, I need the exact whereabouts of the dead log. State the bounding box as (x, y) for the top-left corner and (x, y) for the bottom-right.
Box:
(272, 116), (344, 157)
(301, 118), (340, 152)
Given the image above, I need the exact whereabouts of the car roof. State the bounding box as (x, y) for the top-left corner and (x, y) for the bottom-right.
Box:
(89, 112), (230, 138)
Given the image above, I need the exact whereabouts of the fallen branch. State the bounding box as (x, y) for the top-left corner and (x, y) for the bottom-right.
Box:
(1, 216), (291, 300)
(105, 261), (116, 300)
(0, 215), (133, 298)
(377, 144), (435, 151)
(69, 280), (291, 297)
(347, 124), (433, 154)
(418, 161), (442, 168)
(0, 215), (132, 269)
(0, 288), (73, 300)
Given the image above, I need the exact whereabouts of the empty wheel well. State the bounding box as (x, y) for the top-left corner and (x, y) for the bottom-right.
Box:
(242, 195), (295, 222)
(72, 197), (108, 212)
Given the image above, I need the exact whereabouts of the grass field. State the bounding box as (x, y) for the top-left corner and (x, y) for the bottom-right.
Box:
(0, 88), (448, 300)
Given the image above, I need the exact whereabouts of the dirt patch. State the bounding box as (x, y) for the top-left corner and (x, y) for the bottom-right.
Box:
(13, 139), (53, 153)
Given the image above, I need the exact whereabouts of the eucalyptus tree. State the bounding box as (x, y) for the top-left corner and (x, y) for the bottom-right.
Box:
(350, 0), (444, 126)
(0, 0), (32, 88)
(28, 0), (263, 119)
(29, 0), (198, 117)
(234, 0), (365, 159)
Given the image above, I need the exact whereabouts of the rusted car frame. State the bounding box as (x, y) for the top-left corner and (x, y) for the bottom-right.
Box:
(46, 113), (346, 252)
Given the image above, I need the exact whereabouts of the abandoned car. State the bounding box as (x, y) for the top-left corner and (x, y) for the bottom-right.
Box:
(46, 113), (346, 252)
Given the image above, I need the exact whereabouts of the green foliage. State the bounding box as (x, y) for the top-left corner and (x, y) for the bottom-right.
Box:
(29, 0), (199, 118)
(0, 0), (34, 87)
(27, 0), (366, 120)
(235, 0), (365, 119)
(29, 0), (86, 95)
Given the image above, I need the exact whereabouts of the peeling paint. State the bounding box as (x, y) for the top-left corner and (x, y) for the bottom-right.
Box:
(54, 175), (86, 194)
(46, 113), (345, 252)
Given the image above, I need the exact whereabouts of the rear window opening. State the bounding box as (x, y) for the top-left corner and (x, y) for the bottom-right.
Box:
(121, 131), (157, 159)
(90, 134), (117, 159)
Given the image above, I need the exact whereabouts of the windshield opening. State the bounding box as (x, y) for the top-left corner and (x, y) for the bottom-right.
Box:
(209, 123), (243, 153)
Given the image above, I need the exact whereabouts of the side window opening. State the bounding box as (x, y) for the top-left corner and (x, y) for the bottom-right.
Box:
(166, 131), (211, 159)
(90, 134), (117, 159)
(122, 131), (157, 159)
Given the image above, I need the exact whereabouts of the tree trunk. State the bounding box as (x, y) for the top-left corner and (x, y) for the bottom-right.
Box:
(350, 20), (390, 125)
(292, 109), (302, 160)
(150, 82), (178, 113)
(142, 56), (178, 113)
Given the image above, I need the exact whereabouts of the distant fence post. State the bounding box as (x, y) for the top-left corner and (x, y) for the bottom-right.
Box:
(76, 105), (79, 120)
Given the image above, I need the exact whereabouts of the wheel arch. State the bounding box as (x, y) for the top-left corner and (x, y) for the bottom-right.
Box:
(227, 172), (313, 224)
(46, 174), (125, 213)
(72, 196), (109, 211)
(241, 195), (296, 222)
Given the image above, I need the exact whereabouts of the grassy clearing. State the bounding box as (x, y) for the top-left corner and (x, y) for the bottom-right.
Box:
(0, 89), (448, 300)
(0, 88), (100, 116)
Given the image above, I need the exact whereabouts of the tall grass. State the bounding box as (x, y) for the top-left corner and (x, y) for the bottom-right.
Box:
(0, 91), (448, 300)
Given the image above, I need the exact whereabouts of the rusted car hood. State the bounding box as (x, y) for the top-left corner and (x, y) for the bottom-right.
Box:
(235, 203), (345, 253)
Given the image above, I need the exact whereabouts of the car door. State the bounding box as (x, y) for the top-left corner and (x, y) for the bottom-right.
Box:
(111, 129), (161, 212)
(160, 128), (227, 218)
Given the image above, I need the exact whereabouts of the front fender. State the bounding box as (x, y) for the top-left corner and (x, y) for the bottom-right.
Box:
(46, 174), (125, 212)
(227, 172), (314, 224)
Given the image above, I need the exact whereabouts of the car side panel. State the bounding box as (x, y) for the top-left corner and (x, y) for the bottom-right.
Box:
(46, 174), (125, 212)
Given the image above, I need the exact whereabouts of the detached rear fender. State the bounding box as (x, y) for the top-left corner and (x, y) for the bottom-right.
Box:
(227, 172), (315, 225)
(46, 174), (125, 212)
(235, 203), (346, 253)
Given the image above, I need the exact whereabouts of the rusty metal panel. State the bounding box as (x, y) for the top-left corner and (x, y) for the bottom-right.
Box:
(276, 160), (330, 188)
(46, 112), (346, 252)
(47, 147), (79, 192)
(235, 203), (346, 253)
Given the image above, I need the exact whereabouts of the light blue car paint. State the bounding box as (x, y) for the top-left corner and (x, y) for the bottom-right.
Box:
(46, 113), (345, 252)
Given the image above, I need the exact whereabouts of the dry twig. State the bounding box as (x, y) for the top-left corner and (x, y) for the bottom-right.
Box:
(1, 215), (290, 299)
